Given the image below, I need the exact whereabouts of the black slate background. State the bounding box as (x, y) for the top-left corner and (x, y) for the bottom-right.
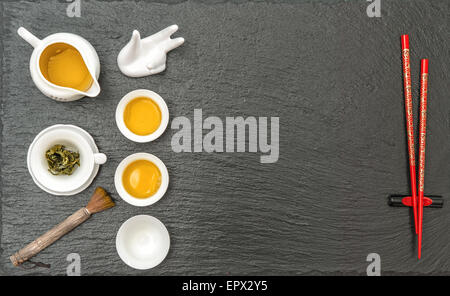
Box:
(0, 0), (449, 275)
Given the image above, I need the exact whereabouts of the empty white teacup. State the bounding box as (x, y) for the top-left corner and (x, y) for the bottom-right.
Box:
(116, 215), (170, 270)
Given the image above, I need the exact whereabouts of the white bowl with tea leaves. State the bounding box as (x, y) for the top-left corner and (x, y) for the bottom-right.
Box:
(27, 124), (107, 196)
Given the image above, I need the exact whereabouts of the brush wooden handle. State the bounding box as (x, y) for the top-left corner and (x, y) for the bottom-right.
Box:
(10, 207), (91, 266)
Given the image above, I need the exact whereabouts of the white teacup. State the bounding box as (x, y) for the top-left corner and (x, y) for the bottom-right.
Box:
(28, 125), (107, 196)
(115, 89), (169, 143)
(114, 153), (169, 207)
(116, 215), (170, 270)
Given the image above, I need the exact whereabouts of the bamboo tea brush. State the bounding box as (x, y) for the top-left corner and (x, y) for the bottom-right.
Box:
(10, 187), (115, 266)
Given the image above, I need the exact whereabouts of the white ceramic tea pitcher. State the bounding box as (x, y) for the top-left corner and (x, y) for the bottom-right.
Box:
(18, 27), (101, 102)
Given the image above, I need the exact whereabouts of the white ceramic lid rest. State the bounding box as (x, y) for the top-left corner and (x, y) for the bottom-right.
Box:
(117, 25), (184, 77)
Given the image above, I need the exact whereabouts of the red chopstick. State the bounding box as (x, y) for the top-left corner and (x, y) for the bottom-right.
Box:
(417, 59), (429, 259)
(401, 35), (418, 234)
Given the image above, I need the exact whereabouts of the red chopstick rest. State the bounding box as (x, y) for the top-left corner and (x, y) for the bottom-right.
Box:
(388, 195), (443, 208)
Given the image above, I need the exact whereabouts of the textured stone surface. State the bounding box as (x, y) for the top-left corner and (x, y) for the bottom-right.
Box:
(0, 0), (449, 275)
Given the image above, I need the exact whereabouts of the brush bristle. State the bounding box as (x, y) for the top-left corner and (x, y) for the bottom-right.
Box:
(86, 187), (115, 214)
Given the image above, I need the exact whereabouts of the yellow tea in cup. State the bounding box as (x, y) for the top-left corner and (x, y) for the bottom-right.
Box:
(122, 159), (162, 199)
(39, 43), (93, 91)
(123, 97), (162, 136)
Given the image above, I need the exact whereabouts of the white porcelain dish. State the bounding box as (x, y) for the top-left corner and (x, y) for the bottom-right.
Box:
(115, 89), (169, 143)
(27, 124), (107, 196)
(116, 215), (170, 270)
(114, 153), (169, 207)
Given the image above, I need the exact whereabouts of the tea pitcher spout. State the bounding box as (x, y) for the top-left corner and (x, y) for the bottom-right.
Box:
(81, 78), (101, 98)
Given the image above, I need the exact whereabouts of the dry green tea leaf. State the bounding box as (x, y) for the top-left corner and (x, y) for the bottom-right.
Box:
(45, 144), (80, 175)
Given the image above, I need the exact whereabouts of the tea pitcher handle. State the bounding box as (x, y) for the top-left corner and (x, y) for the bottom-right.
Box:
(94, 153), (107, 165)
(17, 27), (41, 48)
